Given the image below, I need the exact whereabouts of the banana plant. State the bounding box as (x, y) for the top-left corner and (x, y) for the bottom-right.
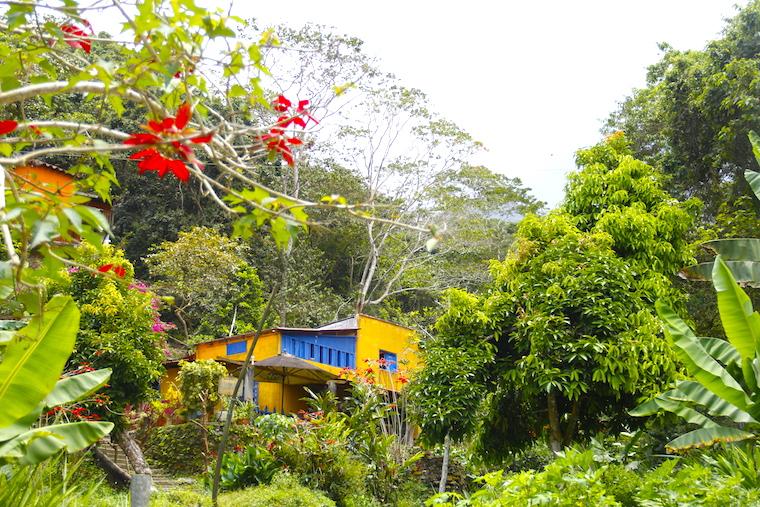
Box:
(680, 131), (760, 285)
(0, 295), (113, 465)
(632, 256), (760, 451)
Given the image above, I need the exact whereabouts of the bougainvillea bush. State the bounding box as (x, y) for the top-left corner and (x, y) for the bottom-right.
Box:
(47, 243), (168, 426)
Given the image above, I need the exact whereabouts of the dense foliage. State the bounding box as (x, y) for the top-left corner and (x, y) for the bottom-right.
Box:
(412, 135), (699, 454)
(50, 244), (166, 424)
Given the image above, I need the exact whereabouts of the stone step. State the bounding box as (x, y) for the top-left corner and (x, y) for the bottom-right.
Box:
(95, 439), (181, 491)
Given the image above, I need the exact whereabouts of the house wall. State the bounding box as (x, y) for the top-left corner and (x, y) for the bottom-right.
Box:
(193, 331), (309, 414)
(14, 165), (77, 197)
(356, 315), (418, 391)
(160, 366), (180, 397)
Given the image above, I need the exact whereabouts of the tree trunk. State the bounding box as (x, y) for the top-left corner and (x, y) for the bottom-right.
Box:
(115, 429), (152, 475)
(547, 391), (563, 453)
(562, 398), (581, 447)
(438, 432), (451, 494)
(90, 445), (131, 488)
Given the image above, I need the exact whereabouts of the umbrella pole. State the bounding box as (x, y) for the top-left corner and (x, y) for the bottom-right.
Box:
(281, 376), (285, 414)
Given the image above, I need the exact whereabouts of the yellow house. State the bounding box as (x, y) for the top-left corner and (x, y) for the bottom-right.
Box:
(162, 314), (418, 414)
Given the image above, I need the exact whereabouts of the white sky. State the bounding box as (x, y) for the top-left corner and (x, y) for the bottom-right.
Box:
(208, 0), (747, 207)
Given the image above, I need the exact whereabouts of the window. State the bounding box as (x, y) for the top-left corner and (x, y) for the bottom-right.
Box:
(379, 351), (397, 372)
(226, 340), (246, 355)
(281, 333), (356, 368)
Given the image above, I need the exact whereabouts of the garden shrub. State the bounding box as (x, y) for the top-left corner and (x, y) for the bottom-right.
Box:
(253, 413), (296, 444)
(146, 423), (210, 475)
(218, 472), (335, 507)
(427, 449), (620, 506)
(634, 459), (760, 507)
(503, 440), (555, 473)
(217, 444), (279, 491)
(150, 487), (211, 507)
(600, 464), (639, 507)
(274, 436), (369, 506)
(146, 422), (262, 476)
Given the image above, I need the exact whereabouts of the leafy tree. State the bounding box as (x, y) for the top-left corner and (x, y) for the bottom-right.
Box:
(146, 227), (267, 342)
(51, 244), (166, 422)
(177, 358), (228, 463)
(565, 132), (701, 305)
(423, 135), (698, 455)
(606, 1), (760, 221)
(177, 359), (228, 419)
(485, 213), (677, 452)
(407, 289), (494, 491)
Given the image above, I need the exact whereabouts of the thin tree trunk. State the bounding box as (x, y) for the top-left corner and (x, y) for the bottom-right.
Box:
(562, 398), (581, 447)
(438, 432), (451, 494)
(115, 429), (151, 475)
(547, 391), (563, 453)
(90, 446), (131, 488)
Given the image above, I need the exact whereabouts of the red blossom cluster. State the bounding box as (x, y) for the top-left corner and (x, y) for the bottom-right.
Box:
(259, 95), (317, 167)
(98, 263), (126, 278)
(66, 361), (96, 375)
(0, 120), (17, 135)
(124, 103), (213, 182)
(45, 404), (101, 421)
(61, 21), (93, 54)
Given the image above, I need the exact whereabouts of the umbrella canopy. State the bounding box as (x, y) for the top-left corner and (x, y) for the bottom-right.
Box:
(248, 353), (338, 414)
(252, 353), (338, 385)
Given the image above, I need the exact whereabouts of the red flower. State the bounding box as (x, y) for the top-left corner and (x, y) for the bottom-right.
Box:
(0, 120), (17, 135)
(97, 264), (126, 278)
(397, 374), (409, 385)
(258, 95), (316, 167)
(124, 104), (213, 182)
(61, 21), (93, 54)
(273, 95), (291, 112)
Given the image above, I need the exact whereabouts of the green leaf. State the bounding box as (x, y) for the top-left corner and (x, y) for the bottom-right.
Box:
(656, 299), (752, 411)
(698, 336), (741, 366)
(705, 238), (760, 261)
(0, 295), (80, 429)
(29, 216), (60, 248)
(0, 407), (42, 442)
(713, 256), (760, 361)
(681, 260), (760, 287)
(671, 380), (756, 423)
(747, 130), (760, 200)
(44, 368), (111, 408)
(0, 422), (113, 465)
(666, 426), (755, 452)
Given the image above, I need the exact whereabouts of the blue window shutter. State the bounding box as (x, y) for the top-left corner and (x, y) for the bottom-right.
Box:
(226, 340), (246, 355)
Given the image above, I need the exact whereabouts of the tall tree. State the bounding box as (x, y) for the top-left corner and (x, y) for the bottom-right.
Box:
(606, 1), (760, 221)
(145, 227), (267, 342)
(420, 135), (699, 455)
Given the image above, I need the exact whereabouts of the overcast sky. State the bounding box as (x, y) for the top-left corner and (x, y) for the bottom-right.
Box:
(203, 0), (747, 207)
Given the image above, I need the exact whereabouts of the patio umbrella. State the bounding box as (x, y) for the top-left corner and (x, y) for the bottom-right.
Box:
(252, 353), (338, 413)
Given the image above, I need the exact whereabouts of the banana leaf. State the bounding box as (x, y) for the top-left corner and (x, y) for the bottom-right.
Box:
(657, 300), (752, 411)
(666, 426), (755, 452)
(698, 336), (741, 366)
(43, 368), (111, 408)
(0, 296), (80, 428)
(713, 256), (760, 361)
(0, 421), (113, 465)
